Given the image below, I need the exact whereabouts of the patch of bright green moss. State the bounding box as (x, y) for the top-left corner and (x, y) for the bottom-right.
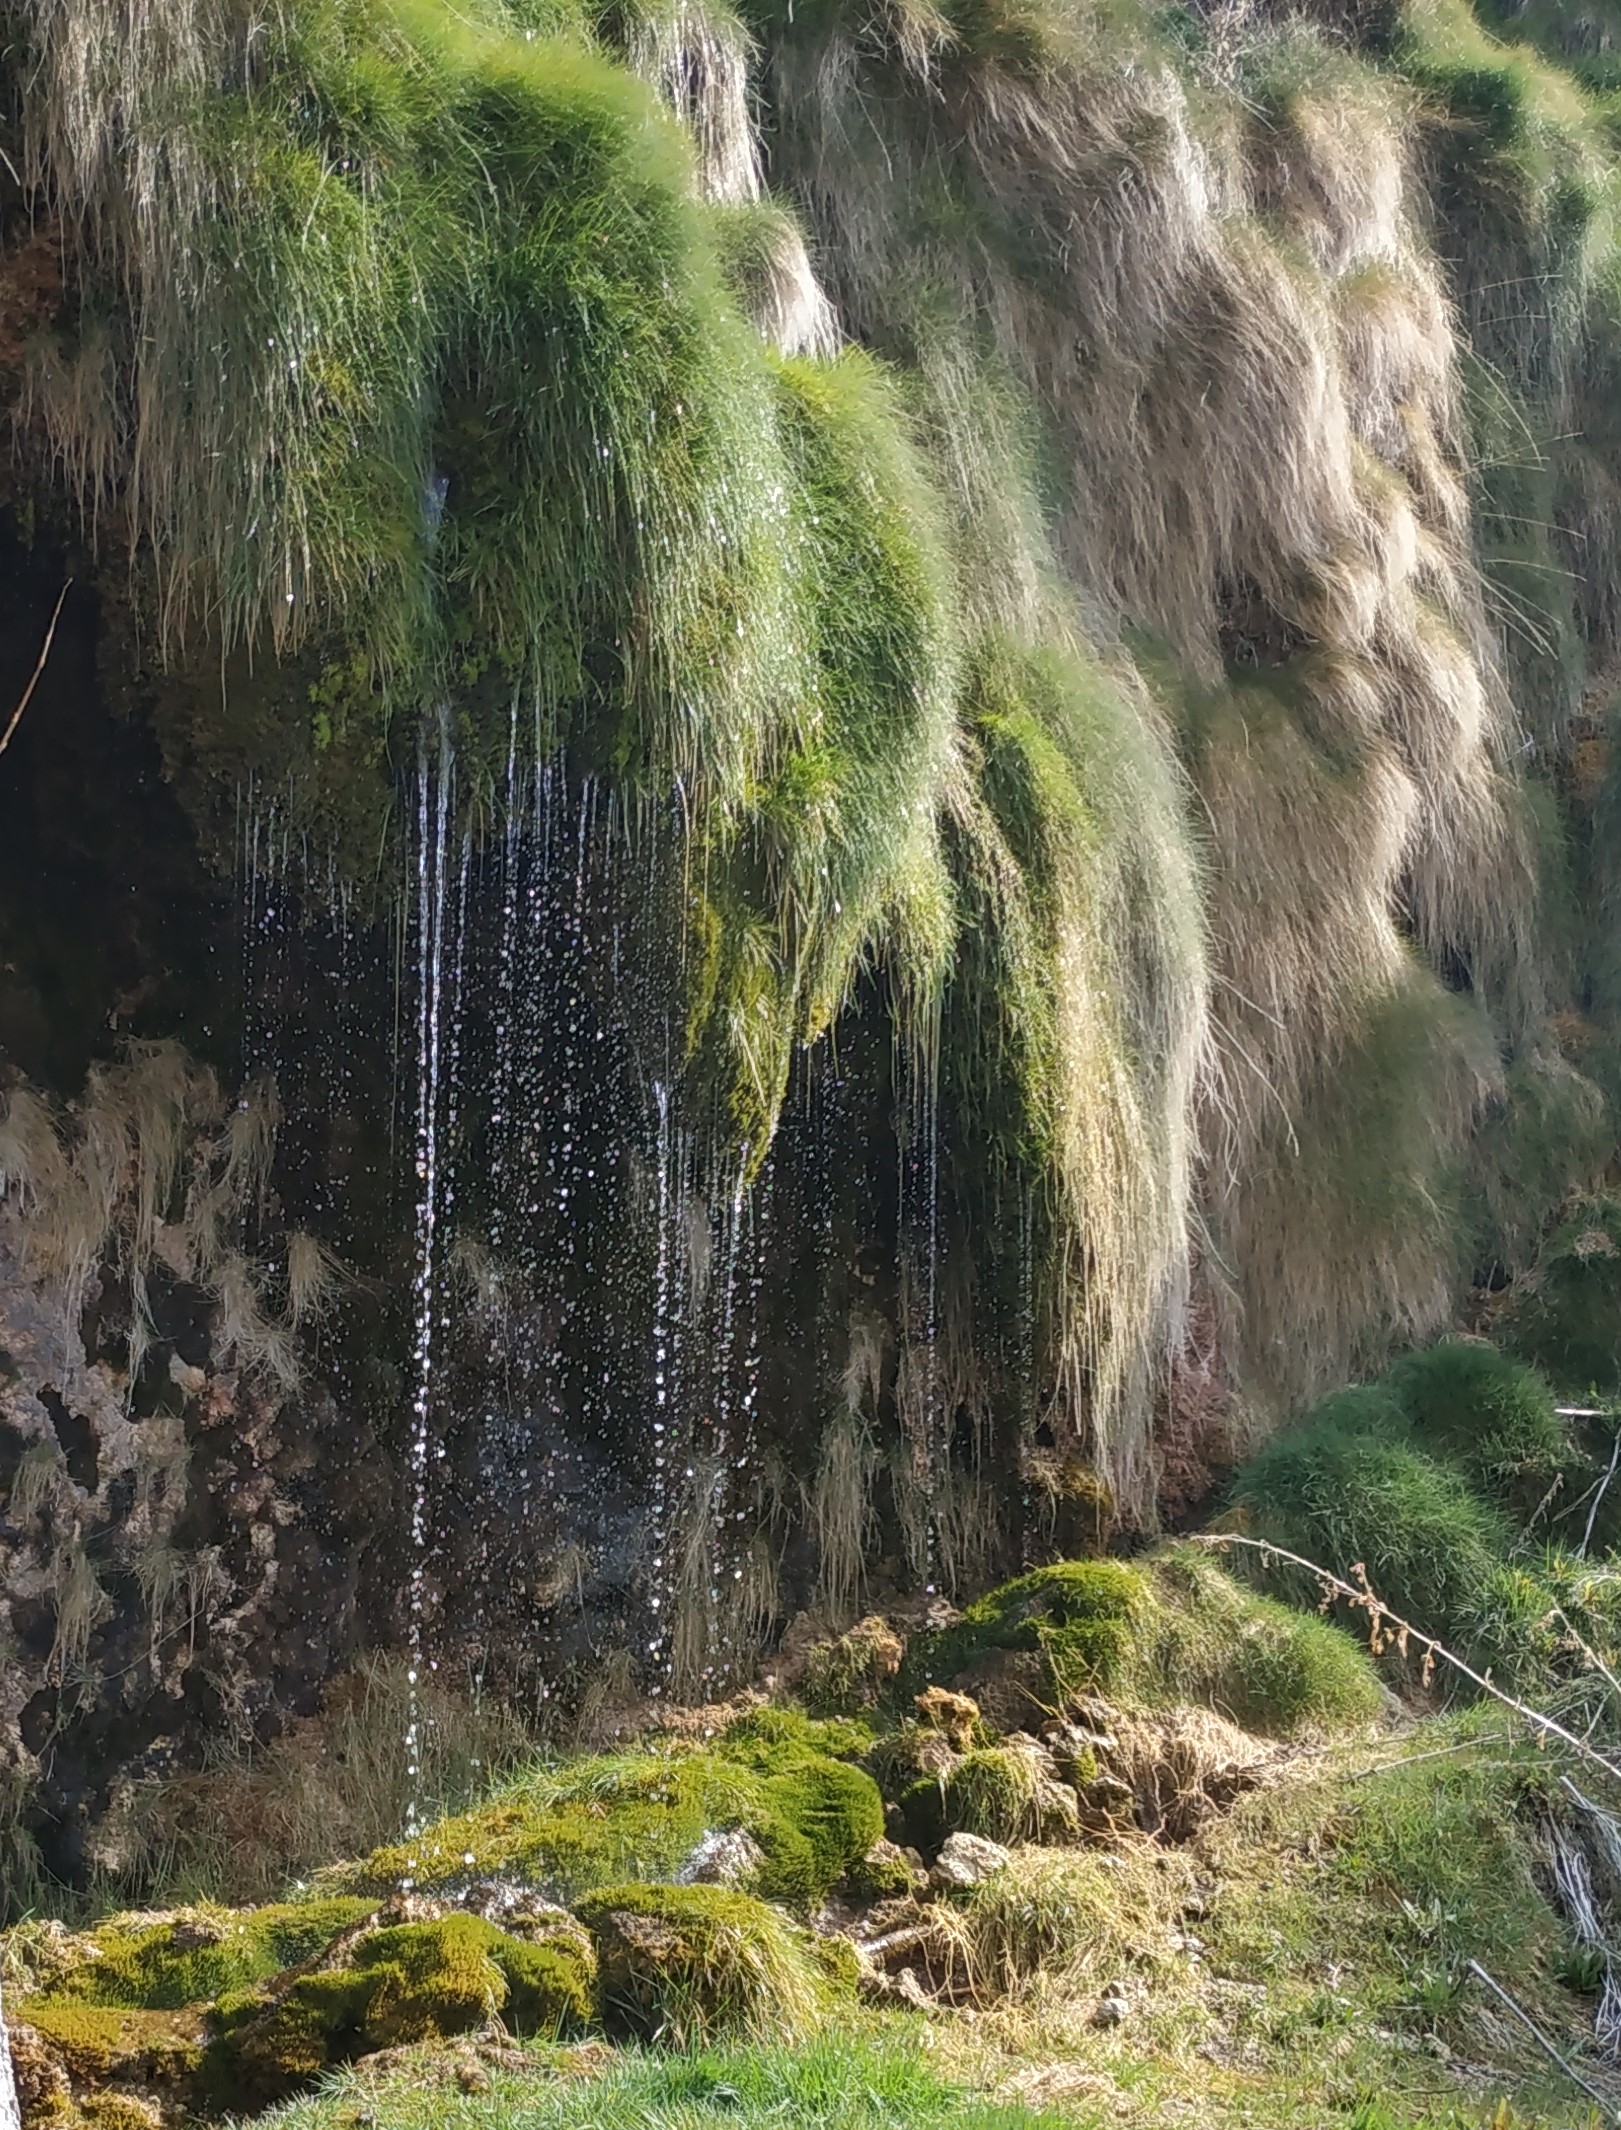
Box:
(575, 1882), (832, 2046)
(18, 2000), (205, 2085)
(336, 1732), (881, 1912)
(912, 1559), (1148, 1707)
(208, 1913), (594, 2103)
(69, 1899), (377, 2011)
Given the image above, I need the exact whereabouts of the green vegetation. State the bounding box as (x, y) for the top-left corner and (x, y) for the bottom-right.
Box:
(250, 2034), (1085, 2129)
(1496, 1195), (1621, 1392)
(1384, 1340), (1577, 1512)
(332, 1714), (881, 1910)
(908, 1551), (1380, 1736)
(31, 1899), (375, 2010)
(913, 1561), (1148, 1709)
(575, 1882), (834, 2045)
(1226, 1337), (1621, 1693)
(208, 1914), (594, 2102)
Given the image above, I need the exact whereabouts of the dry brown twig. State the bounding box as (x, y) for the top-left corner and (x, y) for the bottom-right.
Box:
(0, 579), (72, 761)
(1193, 1531), (1621, 1785)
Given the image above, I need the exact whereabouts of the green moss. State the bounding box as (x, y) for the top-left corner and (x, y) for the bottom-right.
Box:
(839, 1841), (917, 1902)
(207, 1913), (593, 2102)
(575, 1882), (830, 2045)
(1383, 1339), (1575, 1513)
(718, 1707), (877, 1764)
(913, 1560), (1148, 1706)
(336, 1732), (879, 1913)
(208, 1967), (378, 2103)
(48, 1899), (376, 2011)
(17, 2001), (205, 2086)
(941, 1747), (1075, 1845)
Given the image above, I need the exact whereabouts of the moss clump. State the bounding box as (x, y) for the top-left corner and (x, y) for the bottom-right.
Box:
(714, 1711), (886, 1908)
(798, 1617), (905, 1715)
(840, 1840), (919, 1902)
(341, 1727), (880, 1913)
(17, 2001), (205, 2086)
(209, 1913), (594, 2102)
(575, 1882), (831, 2045)
(913, 1561), (1148, 1709)
(941, 1745), (1079, 1846)
(1135, 1548), (1382, 1738)
(1384, 1339), (1574, 1513)
(47, 1899), (376, 2010)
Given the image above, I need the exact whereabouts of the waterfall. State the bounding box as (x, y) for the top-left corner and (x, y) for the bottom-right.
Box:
(0, 1987), (21, 2130)
(403, 722), (464, 1849)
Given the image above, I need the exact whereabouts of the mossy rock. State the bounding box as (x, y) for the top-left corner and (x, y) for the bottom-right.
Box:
(941, 1743), (1080, 1846)
(338, 1724), (881, 1913)
(574, 1882), (832, 2046)
(910, 1560), (1148, 1713)
(840, 1838), (921, 1902)
(798, 1616), (905, 1715)
(38, 1898), (376, 2010)
(206, 1912), (594, 2104)
(16, 2000), (206, 2088)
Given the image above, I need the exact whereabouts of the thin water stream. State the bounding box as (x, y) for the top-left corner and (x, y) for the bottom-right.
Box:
(0, 1984), (19, 2130)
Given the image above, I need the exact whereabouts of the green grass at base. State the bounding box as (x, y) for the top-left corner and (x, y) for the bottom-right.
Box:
(251, 2032), (1088, 2129)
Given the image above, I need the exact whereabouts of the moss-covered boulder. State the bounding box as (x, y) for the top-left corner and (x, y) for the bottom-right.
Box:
(941, 1740), (1081, 1846)
(911, 1561), (1147, 1724)
(333, 1715), (882, 1913)
(11, 2002), (207, 2123)
(26, 1900), (376, 2012)
(903, 1551), (1378, 1742)
(208, 1911), (594, 2104)
(574, 1882), (833, 2045)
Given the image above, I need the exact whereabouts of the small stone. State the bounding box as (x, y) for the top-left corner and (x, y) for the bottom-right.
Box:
(677, 1828), (766, 1886)
(1093, 1992), (1131, 2027)
(930, 1831), (1012, 1889)
(894, 1966), (936, 2009)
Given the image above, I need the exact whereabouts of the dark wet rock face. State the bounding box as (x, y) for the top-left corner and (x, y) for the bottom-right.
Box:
(0, 1198), (390, 1901)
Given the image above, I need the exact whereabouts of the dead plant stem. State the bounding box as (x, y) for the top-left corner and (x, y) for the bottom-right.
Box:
(0, 580), (72, 761)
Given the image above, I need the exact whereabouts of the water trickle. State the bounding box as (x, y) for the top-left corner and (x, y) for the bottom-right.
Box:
(897, 1030), (944, 1590)
(0, 1988), (20, 2130)
(404, 721), (462, 1848)
(647, 1077), (676, 1675)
